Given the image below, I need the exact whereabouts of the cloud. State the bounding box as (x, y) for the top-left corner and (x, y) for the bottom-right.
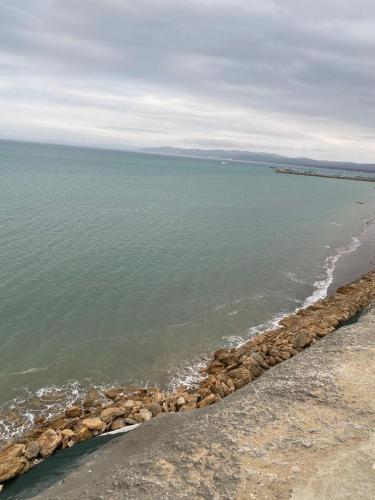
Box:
(0, 0), (374, 161)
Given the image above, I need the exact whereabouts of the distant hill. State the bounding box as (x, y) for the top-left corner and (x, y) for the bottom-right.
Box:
(140, 147), (375, 174)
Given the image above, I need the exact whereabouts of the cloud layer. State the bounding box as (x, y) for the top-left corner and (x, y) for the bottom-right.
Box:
(1, 0), (375, 161)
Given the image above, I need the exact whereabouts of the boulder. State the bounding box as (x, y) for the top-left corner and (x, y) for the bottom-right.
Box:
(37, 429), (62, 458)
(104, 387), (124, 399)
(100, 407), (127, 423)
(0, 457), (28, 483)
(138, 409), (152, 421)
(227, 366), (251, 380)
(295, 332), (312, 348)
(197, 394), (216, 408)
(24, 441), (40, 460)
(110, 418), (126, 431)
(65, 406), (82, 418)
(145, 403), (163, 417)
(74, 427), (93, 443)
(82, 418), (105, 432)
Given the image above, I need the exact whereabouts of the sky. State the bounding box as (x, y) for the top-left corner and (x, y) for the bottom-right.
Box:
(0, 0), (375, 162)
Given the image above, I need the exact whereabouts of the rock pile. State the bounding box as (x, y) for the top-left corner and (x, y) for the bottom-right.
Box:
(1, 270), (375, 489)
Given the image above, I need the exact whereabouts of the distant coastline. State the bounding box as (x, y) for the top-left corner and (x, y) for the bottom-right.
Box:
(274, 167), (375, 183)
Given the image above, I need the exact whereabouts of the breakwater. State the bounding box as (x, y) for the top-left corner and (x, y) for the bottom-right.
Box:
(2, 269), (375, 490)
(275, 167), (375, 183)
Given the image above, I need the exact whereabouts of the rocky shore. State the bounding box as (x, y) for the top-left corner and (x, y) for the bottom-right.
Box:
(2, 269), (375, 491)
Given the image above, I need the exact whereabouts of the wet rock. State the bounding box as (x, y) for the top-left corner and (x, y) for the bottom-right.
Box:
(65, 406), (82, 418)
(24, 441), (40, 460)
(37, 429), (62, 458)
(104, 387), (124, 399)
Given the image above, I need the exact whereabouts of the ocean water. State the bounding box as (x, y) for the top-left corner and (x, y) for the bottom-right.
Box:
(1, 139), (375, 441)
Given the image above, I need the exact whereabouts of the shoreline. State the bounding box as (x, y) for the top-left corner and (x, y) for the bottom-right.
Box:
(2, 263), (375, 489)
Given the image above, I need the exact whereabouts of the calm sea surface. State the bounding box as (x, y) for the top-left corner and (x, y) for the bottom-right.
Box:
(1, 140), (375, 439)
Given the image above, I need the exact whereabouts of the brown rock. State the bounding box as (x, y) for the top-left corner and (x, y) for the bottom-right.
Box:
(37, 429), (62, 458)
(24, 441), (40, 460)
(100, 407), (127, 423)
(145, 403), (163, 416)
(104, 387), (124, 399)
(295, 332), (312, 348)
(0, 457), (28, 483)
(197, 394), (216, 408)
(74, 427), (93, 443)
(138, 409), (152, 421)
(110, 418), (126, 431)
(82, 418), (105, 433)
(227, 366), (251, 380)
(65, 406), (82, 418)
(124, 417), (138, 425)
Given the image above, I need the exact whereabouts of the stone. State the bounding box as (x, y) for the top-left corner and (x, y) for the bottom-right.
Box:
(197, 394), (216, 408)
(110, 418), (126, 431)
(138, 409), (152, 421)
(0, 457), (28, 483)
(104, 387), (124, 399)
(24, 441), (40, 460)
(74, 427), (93, 443)
(145, 403), (163, 416)
(100, 407), (127, 423)
(227, 366), (251, 380)
(82, 418), (105, 433)
(0, 443), (26, 460)
(295, 332), (312, 348)
(176, 396), (186, 406)
(65, 406), (82, 418)
(37, 429), (62, 458)
(124, 418), (138, 426)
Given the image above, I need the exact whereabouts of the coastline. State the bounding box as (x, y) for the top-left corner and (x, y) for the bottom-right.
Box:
(27, 302), (375, 500)
(2, 251), (375, 489)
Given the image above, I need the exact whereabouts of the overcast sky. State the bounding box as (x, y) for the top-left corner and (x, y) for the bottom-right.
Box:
(0, 0), (375, 161)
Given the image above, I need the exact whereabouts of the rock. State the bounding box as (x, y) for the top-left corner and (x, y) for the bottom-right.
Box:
(104, 387), (124, 399)
(145, 403), (163, 416)
(227, 366), (251, 380)
(65, 406), (82, 418)
(0, 443), (26, 460)
(250, 352), (264, 365)
(176, 396), (186, 406)
(197, 387), (211, 399)
(24, 441), (40, 460)
(0, 484), (3, 493)
(100, 407), (127, 423)
(138, 409), (152, 421)
(123, 400), (136, 408)
(110, 418), (126, 431)
(124, 418), (138, 425)
(197, 394), (216, 408)
(0, 457), (28, 483)
(82, 418), (105, 433)
(84, 388), (101, 404)
(61, 429), (75, 438)
(295, 332), (312, 348)
(179, 402), (197, 412)
(37, 429), (62, 458)
(74, 427), (93, 443)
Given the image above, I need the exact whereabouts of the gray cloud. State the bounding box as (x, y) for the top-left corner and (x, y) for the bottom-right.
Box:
(0, 0), (375, 161)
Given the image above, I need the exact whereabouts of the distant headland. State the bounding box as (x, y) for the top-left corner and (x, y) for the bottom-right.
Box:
(274, 167), (375, 183)
(140, 147), (375, 174)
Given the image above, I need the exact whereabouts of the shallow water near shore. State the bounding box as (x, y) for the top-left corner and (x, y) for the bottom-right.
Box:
(1, 139), (375, 442)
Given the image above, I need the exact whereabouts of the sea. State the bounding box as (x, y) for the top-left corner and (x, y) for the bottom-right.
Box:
(1, 139), (375, 442)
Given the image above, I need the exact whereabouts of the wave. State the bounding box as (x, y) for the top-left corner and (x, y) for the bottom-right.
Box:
(168, 214), (375, 387)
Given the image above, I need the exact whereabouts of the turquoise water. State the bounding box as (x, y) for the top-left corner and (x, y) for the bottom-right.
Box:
(1, 140), (375, 440)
